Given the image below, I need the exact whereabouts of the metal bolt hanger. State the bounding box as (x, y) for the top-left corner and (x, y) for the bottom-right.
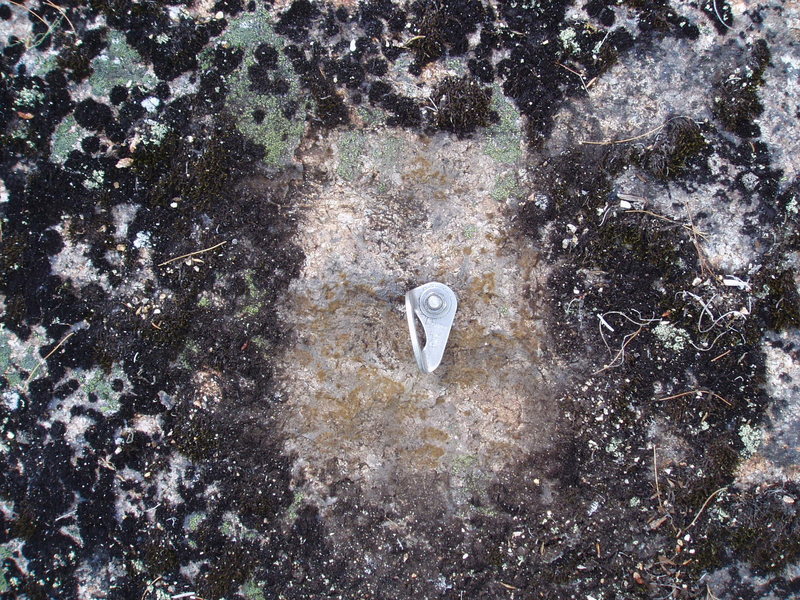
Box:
(405, 282), (457, 373)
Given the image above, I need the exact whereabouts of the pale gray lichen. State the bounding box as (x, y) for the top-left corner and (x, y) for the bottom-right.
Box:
(14, 87), (45, 109)
(652, 321), (691, 352)
(738, 423), (763, 458)
(140, 119), (171, 146)
(83, 169), (105, 190)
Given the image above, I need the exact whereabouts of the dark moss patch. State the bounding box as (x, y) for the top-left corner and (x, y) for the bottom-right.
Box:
(275, 0), (319, 42)
(254, 42), (280, 69)
(73, 98), (114, 132)
(696, 484), (800, 575)
(428, 76), (497, 137)
(712, 38), (770, 138)
(700, 0), (734, 34)
(636, 116), (707, 179)
(56, 27), (107, 83)
(406, 0), (486, 71)
(754, 268), (800, 331)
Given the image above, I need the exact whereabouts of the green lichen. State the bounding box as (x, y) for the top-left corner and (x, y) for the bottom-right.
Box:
(357, 105), (387, 127)
(234, 272), (265, 318)
(0, 544), (13, 592)
(218, 6), (306, 168)
(89, 30), (157, 96)
(83, 365), (128, 414)
(241, 579), (266, 600)
(14, 87), (45, 110)
(491, 172), (523, 203)
(484, 86), (522, 164)
(337, 132), (365, 181)
(286, 490), (304, 521)
(140, 120), (171, 146)
(451, 454), (478, 474)
(185, 512), (205, 532)
(28, 51), (59, 77)
(51, 115), (89, 163)
(0, 324), (47, 389)
(559, 27), (580, 55)
(220, 511), (260, 542)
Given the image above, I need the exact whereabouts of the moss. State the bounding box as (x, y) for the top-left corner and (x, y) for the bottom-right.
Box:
(142, 535), (180, 575)
(407, 5), (449, 67)
(677, 437), (739, 511)
(429, 76), (497, 137)
(57, 32), (105, 82)
(755, 269), (800, 331)
(10, 506), (42, 541)
(725, 488), (800, 573)
(637, 116), (706, 179)
(173, 413), (221, 462)
(712, 39), (770, 138)
(133, 122), (258, 210)
(197, 543), (257, 600)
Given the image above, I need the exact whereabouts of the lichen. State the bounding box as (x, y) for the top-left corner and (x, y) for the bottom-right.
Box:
(89, 30), (157, 96)
(217, 6), (306, 167)
(241, 579), (266, 600)
(51, 115), (89, 163)
(652, 321), (691, 352)
(83, 169), (105, 190)
(484, 85), (522, 164)
(337, 131), (364, 181)
(491, 172), (523, 203)
(739, 423), (763, 457)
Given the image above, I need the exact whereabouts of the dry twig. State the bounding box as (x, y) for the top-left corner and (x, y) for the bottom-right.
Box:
(657, 389), (732, 407)
(679, 486), (727, 536)
(25, 331), (75, 384)
(158, 240), (227, 267)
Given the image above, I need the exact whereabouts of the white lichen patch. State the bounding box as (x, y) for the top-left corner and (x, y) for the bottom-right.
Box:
(277, 129), (567, 508)
(755, 2), (800, 184)
(46, 365), (131, 455)
(547, 31), (778, 273)
(1, 324), (49, 391)
(153, 452), (193, 507)
(111, 203), (139, 241)
(49, 222), (111, 291)
(74, 556), (127, 599)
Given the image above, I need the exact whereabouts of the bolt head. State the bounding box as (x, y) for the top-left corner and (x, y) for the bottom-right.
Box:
(426, 294), (443, 310)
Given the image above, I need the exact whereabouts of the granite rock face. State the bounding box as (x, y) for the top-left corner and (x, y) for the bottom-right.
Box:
(1, 0), (799, 598)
